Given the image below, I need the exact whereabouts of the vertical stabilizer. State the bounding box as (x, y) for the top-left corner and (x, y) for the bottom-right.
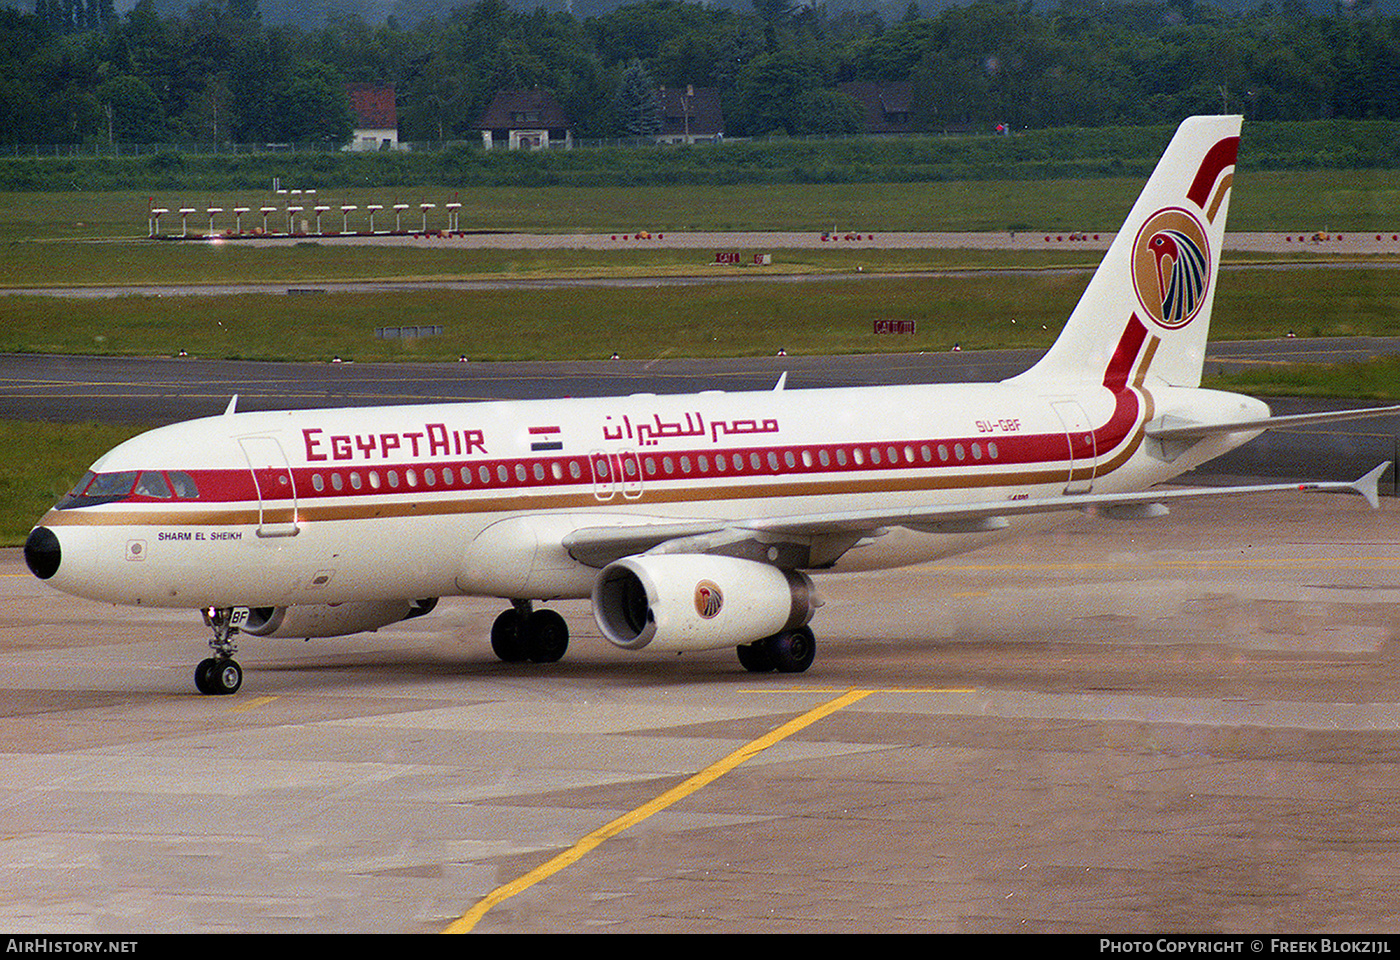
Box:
(1011, 115), (1241, 390)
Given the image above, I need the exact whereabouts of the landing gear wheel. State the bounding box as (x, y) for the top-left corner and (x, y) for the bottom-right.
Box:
(765, 627), (816, 673)
(195, 658), (217, 694)
(195, 657), (242, 695)
(490, 608), (528, 663)
(524, 609), (569, 663)
(737, 641), (775, 673)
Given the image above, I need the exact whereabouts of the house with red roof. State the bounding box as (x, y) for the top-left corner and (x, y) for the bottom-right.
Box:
(345, 83), (399, 151)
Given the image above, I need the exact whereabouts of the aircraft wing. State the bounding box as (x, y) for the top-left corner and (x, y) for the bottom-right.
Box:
(1146, 404), (1400, 441)
(562, 462), (1392, 570)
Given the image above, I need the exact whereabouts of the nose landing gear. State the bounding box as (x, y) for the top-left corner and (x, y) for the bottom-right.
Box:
(196, 608), (244, 695)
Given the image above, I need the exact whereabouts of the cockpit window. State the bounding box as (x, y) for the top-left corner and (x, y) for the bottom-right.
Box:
(134, 471), (172, 498)
(55, 470), (137, 510)
(168, 471), (200, 498)
(84, 471), (139, 498)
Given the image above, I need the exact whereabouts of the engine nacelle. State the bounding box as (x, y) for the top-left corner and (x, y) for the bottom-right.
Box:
(592, 554), (817, 652)
(239, 598), (438, 638)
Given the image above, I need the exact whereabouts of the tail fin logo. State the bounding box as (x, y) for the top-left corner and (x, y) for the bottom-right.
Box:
(1132, 207), (1210, 330)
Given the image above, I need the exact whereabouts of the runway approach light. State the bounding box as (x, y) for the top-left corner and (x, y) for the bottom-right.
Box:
(233, 207), (249, 233)
(341, 205), (357, 233)
(178, 208), (196, 237)
(314, 205), (330, 234)
(420, 203), (436, 232)
(367, 204), (383, 233)
(260, 207), (277, 234)
(446, 202), (462, 232)
(394, 203), (410, 232)
(287, 205), (303, 235)
(149, 207), (167, 238)
(206, 207), (222, 236)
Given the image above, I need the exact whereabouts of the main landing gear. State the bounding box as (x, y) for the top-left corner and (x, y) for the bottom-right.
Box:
(736, 626), (816, 673)
(490, 600), (569, 664)
(196, 608), (244, 695)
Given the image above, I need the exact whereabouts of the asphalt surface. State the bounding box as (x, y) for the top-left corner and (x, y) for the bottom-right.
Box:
(3, 491), (1398, 933)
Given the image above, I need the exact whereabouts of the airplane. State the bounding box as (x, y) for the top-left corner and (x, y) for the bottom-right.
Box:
(22, 115), (1397, 695)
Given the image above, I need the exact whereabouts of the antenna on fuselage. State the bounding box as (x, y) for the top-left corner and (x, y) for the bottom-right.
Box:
(224, 395), (239, 415)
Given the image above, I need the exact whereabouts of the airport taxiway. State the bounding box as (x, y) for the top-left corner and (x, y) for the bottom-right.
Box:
(3, 490), (1398, 933)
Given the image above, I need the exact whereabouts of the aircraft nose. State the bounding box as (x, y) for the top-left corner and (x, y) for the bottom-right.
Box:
(24, 526), (60, 580)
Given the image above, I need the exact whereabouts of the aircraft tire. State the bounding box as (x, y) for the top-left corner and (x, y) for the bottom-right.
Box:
(490, 609), (529, 663)
(736, 641), (774, 673)
(212, 659), (243, 695)
(765, 627), (816, 673)
(195, 658), (217, 694)
(524, 609), (569, 663)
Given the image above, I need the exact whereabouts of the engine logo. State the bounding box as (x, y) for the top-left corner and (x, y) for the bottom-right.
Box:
(1132, 207), (1210, 330)
(694, 580), (723, 619)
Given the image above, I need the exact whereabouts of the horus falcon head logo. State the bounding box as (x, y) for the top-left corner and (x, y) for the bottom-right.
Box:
(694, 580), (723, 619)
(1132, 208), (1211, 330)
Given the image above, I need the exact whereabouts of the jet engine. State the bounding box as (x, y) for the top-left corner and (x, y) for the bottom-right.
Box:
(592, 554), (817, 652)
(239, 598), (439, 638)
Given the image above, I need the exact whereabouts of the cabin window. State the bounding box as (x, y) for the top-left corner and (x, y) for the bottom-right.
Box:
(331, 473), (344, 491)
(784, 451), (796, 469)
(532, 463), (544, 481)
(920, 445), (932, 463)
(938, 445), (949, 462)
(569, 460), (583, 479)
(818, 449), (830, 467)
(368, 471), (381, 490)
(388, 470), (400, 488)
(425, 468), (437, 486)
(955, 444), (965, 461)
(869, 447), (881, 465)
(514, 464), (526, 482)
(698, 455), (710, 473)
(767, 452), (779, 471)
(349, 472), (362, 490)
(988, 442), (999, 459)
(311, 473), (325, 492)
(481, 465), (492, 484)
(496, 465), (508, 484)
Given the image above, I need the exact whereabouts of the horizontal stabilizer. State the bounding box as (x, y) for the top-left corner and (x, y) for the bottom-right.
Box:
(1147, 404), (1400, 441)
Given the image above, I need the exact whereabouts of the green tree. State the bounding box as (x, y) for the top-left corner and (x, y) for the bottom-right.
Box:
(612, 57), (661, 137)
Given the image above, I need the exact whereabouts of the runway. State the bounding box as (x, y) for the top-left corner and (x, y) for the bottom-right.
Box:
(3, 490), (1398, 932)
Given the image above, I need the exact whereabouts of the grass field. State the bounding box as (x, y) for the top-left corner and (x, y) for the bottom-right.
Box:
(4, 167), (1400, 245)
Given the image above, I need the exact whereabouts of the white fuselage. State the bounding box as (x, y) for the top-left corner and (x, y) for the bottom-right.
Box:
(33, 375), (1266, 610)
